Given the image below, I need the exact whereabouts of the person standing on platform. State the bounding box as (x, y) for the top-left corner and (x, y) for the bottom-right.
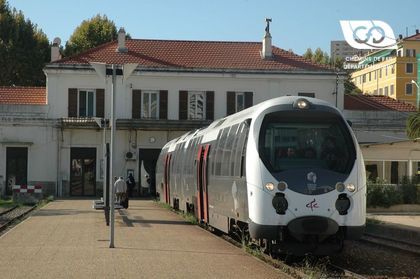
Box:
(126, 173), (135, 198)
(114, 176), (126, 203)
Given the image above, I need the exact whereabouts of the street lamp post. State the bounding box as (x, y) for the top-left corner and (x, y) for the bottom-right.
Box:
(91, 62), (138, 248)
(411, 80), (419, 109)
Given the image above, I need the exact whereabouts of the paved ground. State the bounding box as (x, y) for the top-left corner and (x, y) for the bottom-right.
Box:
(0, 199), (287, 279)
(367, 213), (420, 229)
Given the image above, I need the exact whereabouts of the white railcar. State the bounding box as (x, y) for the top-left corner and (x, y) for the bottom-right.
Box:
(156, 96), (366, 255)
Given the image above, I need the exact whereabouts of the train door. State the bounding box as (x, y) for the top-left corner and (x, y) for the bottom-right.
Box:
(196, 144), (210, 223)
(163, 154), (172, 204)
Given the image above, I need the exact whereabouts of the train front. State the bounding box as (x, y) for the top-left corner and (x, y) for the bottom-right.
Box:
(247, 97), (366, 255)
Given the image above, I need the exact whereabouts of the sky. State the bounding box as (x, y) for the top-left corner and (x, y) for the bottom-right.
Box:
(6, 0), (420, 55)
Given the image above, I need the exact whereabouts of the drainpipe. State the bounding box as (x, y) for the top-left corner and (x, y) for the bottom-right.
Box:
(56, 121), (61, 197)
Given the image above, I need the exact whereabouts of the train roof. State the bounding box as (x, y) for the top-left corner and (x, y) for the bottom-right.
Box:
(163, 96), (339, 151)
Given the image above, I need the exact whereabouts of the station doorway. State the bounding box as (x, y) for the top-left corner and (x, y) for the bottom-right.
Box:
(70, 148), (96, 196)
(6, 147), (28, 196)
(138, 148), (161, 196)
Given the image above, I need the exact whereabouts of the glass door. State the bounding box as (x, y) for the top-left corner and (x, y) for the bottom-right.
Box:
(70, 148), (96, 196)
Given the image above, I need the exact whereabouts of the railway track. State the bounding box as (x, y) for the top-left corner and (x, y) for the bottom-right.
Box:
(327, 263), (368, 279)
(155, 202), (368, 278)
(359, 232), (420, 256)
(213, 226), (367, 278)
(0, 205), (37, 234)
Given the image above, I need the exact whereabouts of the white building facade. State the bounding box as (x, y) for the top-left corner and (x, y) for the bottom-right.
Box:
(0, 29), (345, 197)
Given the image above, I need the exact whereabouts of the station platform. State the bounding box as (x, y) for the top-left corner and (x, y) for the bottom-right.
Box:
(367, 213), (420, 229)
(0, 199), (286, 279)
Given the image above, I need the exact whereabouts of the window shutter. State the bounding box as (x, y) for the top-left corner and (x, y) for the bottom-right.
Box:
(226, 91), (235, 115)
(132, 90), (141, 119)
(159, 90), (168, 120)
(68, 88), (78, 117)
(179, 91), (188, 120)
(244, 92), (253, 109)
(206, 91), (214, 120)
(96, 89), (105, 118)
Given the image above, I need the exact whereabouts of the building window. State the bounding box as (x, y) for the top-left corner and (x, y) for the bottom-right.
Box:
(226, 91), (253, 116)
(374, 71), (377, 80)
(406, 49), (416, 57)
(362, 74), (366, 83)
(236, 92), (245, 112)
(397, 49), (403, 57)
(406, 83), (413, 95)
(379, 68), (382, 78)
(391, 65), (395, 74)
(369, 72), (371, 81)
(384, 86), (389, 96)
(188, 91), (206, 120)
(379, 88), (383, 95)
(390, 84), (394, 95)
(68, 88), (104, 118)
(406, 63), (414, 74)
(373, 89), (378, 95)
(78, 89), (96, 117)
(385, 66), (388, 76)
(141, 91), (159, 119)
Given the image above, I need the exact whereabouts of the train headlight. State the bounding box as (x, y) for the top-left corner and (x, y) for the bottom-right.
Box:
(335, 182), (345, 192)
(293, 98), (311, 110)
(278, 181), (288, 191)
(346, 183), (356, 192)
(265, 182), (275, 191)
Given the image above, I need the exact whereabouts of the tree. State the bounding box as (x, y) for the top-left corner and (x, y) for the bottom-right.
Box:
(0, 0), (50, 86)
(303, 47), (330, 65)
(406, 112), (420, 139)
(303, 48), (313, 60)
(64, 14), (118, 57)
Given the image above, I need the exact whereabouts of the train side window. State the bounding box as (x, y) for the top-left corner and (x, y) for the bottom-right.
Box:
(229, 124), (240, 176)
(239, 120), (250, 177)
(241, 132), (249, 177)
(212, 130), (222, 176)
(179, 142), (186, 175)
(215, 128), (228, 176)
(222, 126), (234, 176)
(233, 124), (244, 177)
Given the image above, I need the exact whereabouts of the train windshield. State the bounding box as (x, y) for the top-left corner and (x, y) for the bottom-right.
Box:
(258, 110), (356, 195)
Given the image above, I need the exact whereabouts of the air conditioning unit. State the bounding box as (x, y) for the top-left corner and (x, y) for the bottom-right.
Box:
(125, 151), (137, 161)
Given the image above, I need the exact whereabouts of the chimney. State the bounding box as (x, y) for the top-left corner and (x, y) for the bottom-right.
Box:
(117, 27), (128, 53)
(51, 37), (62, 62)
(399, 34), (403, 40)
(416, 29), (419, 34)
(261, 18), (273, 59)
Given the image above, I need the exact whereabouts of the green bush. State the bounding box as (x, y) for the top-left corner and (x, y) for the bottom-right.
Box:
(399, 176), (418, 204)
(367, 179), (402, 208)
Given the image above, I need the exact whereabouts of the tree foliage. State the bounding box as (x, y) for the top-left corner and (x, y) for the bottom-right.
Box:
(64, 14), (117, 57)
(406, 112), (420, 139)
(303, 47), (330, 65)
(304, 47), (357, 94)
(0, 0), (50, 86)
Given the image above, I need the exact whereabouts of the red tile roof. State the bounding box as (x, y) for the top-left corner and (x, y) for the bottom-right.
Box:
(0, 86), (46, 105)
(404, 32), (420, 41)
(52, 39), (333, 72)
(344, 94), (417, 112)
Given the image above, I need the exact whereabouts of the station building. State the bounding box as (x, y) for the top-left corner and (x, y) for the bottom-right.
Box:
(0, 27), (345, 197)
